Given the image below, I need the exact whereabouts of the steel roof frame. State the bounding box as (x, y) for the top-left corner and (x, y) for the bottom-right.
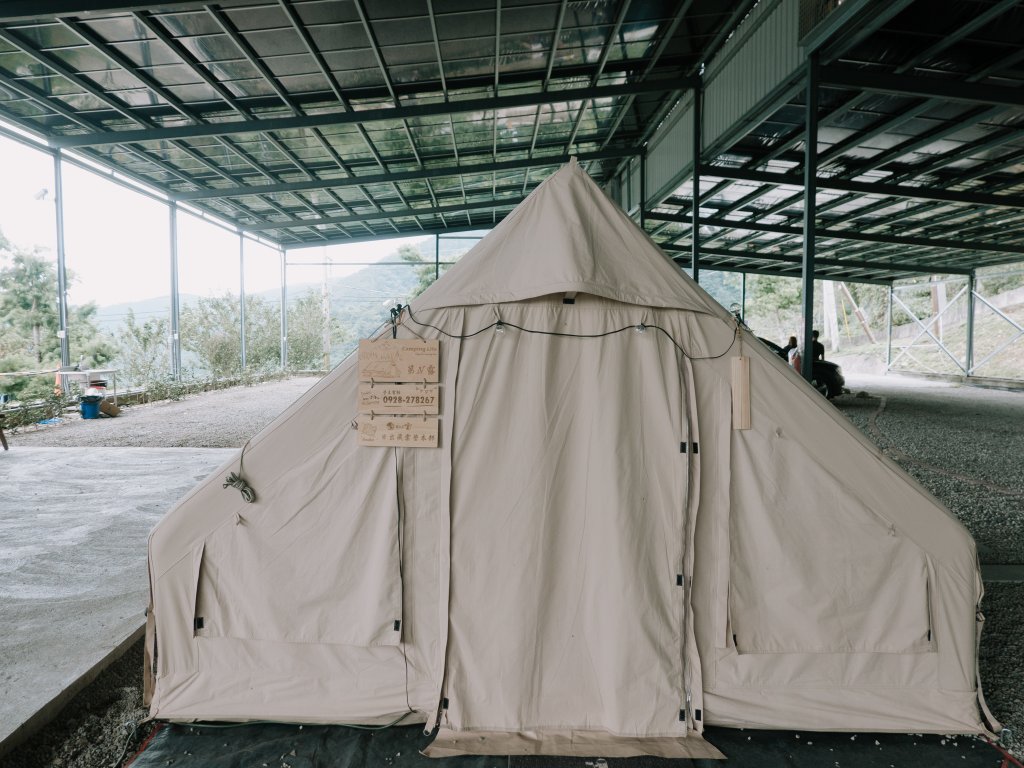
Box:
(1, 0), (1022, 286)
(0, 0), (729, 252)
(47, 79), (686, 149)
(173, 148), (639, 201)
(640, 0), (1024, 285)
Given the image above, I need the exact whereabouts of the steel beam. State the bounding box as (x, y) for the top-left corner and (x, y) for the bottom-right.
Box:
(53, 153), (70, 368)
(889, 288), (969, 373)
(849, 104), (1006, 179)
(282, 221), (500, 251)
(802, 56), (818, 382)
(237, 197), (526, 232)
(658, 245), (962, 277)
(0, 34), (283, 229)
(820, 66), (1024, 109)
(49, 79), (686, 149)
(886, 283), (893, 370)
(169, 203), (182, 380)
(664, 254), (890, 286)
(565, 0), (631, 151)
(279, 247), (287, 371)
(692, 75), (702, 283)
(277, 0), (405, 231)
(239, 233), (246, 372)
(700, 166), (1024, 210)
(802, 56), (819, 382)
(175, 150), (637, 201)
(349, 0), (435, 226)
(818, 0), (915, 65)
(0, 1), (249, 21)
(969, 292), (1024, 374)
(644, 210), (1024, 257)
(966, 272), (976, 376)
(639, 150), (647, 229)
(597, 0), (696, 156)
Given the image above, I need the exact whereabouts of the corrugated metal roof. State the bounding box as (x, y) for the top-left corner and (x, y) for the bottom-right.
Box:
(1, 0), (1021, 286)
(0, 0), (745, 247)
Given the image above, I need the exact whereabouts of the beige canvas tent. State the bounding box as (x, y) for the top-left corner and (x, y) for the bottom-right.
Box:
(144, 159), (999, 758)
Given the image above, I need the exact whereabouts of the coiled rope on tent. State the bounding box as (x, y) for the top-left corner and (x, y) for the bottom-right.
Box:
(223, 437), (256, 504)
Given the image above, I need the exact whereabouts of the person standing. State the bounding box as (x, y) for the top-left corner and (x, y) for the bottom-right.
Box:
(781, 335), (798, 360)
(811, 330), (825, 361)
(787, 343), (802, 372)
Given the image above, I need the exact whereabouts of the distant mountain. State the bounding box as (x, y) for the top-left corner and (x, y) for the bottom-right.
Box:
(94, 293), (201, 335)
(90, 233), (487, 366)
(298, 263), (423, 360)
(90, 261), (424, 359)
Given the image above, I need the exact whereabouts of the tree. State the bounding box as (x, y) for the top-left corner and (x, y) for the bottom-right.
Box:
(0, 231), (113, 401)
(180, 292), (344, 377)
(398, 244), (448, 298)
(243, 295), (286, 373)
(0, 237), (60, 365)
(180, 294), (243, 377)
(117, 307), (171, 386)
(286, 289), (340, 370)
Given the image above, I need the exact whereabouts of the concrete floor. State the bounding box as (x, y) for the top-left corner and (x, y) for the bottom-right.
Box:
(0, 447), (234, 755)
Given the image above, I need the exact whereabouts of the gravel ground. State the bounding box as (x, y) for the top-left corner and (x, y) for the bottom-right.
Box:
(835, 375), (1024, 565)
(835, 374), (1023, 748)
(3, 640), (148, 768)
(3, 373), (1021, 765)
(7, 377), (318, 449)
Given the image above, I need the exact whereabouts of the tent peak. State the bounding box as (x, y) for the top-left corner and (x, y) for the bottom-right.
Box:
(413, 160), (719, 315)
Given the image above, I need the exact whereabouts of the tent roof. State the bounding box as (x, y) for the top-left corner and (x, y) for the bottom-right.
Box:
(416, 158), (719, 314)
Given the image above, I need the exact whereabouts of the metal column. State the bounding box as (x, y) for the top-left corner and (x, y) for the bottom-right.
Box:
(886, 283), (894, 371)
(801, 56), (819, 383)
(169, 203), (182, 380)
(279, 248), (288, 370)
(741, 272), (747, 322)
(965, 271), (976, 376)
(691, 81), (702, 283)
(239, 233), (247, 372)
(639, 151), (647, 229)
(435, 234), (440, 281)
(52, 151), (70, 368)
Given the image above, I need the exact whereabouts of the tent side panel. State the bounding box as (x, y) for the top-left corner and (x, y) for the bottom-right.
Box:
(689, 319), (984, 734)
(148, 332), (445, 722)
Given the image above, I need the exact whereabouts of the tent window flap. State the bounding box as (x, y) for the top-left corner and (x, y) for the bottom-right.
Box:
(193, 451), (403, 646)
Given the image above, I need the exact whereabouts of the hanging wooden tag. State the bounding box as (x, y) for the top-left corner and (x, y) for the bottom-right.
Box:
(357, 416), (439, 447)
(358, 339), (439, 383)
(358, 383), (440, 415)
(731, 356), (751, 430)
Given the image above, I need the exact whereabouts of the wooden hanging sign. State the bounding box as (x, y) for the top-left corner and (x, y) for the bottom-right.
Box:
(358, 339), (439, 383)
(357, 416), (439, 447)
(358, 383), (439, 415)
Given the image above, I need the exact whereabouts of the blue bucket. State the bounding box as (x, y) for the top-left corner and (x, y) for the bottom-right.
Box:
(80, 399), (101, 419)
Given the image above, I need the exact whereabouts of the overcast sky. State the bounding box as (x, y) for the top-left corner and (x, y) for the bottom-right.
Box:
(0, 129), (432, 309)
